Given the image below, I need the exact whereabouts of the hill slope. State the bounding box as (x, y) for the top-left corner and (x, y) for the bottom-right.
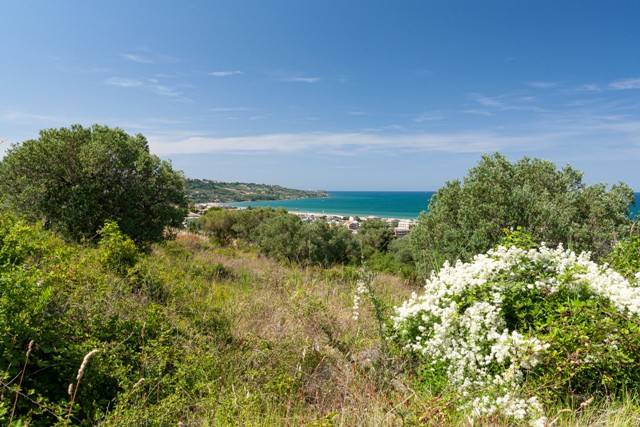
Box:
(186, 178), (328, 203)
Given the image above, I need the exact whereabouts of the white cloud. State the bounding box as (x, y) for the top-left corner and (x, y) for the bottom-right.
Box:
(282, 76), (321, 83)
(1, 110), (68, 124)
(414, 113), (445, 122)
(105, 77), (143, 87)
(105, 77), (185, 98)
(471, 93), (546, 113)
(577, 83), (601, 92)
(610, 78), (640, 90)
(209, 70), (243, 77)
(148, 83), (181, 97)
(210, 107), (250, 113)
(474, 95), (504, 108)
(527, 81), (559, 89)
(147, 130), (564, 156)
(121, 53), (154, 64)
(462, 109), (494, 117)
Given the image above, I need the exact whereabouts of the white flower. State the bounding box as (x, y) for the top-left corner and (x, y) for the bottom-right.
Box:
(392, 244), (640, 424)
(352, 280), (369, 321)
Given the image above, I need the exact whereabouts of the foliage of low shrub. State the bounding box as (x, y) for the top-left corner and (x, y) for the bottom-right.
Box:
(357, 218), (394, 257)
(393, 243), (640, 425)
(198, 207), (286, 244)
(253, 212), (360, 266)
(0, 212), (229, 425)
(606, 234), (640, 281)
(98, 220), (138, 273)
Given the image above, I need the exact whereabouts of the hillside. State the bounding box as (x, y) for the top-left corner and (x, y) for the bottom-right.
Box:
(186, 178), (328, 203)
(4, 217), (640, 426)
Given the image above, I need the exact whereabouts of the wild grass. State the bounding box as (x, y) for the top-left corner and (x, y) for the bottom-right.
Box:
(100, 234), (640, 426)
(4, 226), (639, 426)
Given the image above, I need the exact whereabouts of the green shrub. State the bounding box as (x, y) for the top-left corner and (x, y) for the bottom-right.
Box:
(499, 226), (538, 250)
(0, 212), (229, 426)
(411, 154), (635, 275)
(98, 220), (138, 273)
(190, 261), (234, 281)
(255, 213), (304, 262)
(606, 234), (640, 281)
(0, 124), (187, 243)
(393, 243), (640, 425)
(357, 218), (393, 257)
(199, 208), (238, 244)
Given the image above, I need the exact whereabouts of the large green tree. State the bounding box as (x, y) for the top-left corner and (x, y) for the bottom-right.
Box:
(0, 124), (187, 243)
(411, 153), (635, 273)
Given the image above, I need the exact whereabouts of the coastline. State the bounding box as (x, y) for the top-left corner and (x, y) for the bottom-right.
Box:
(228, 191), (432, 220)
(231, 205), (418, 222)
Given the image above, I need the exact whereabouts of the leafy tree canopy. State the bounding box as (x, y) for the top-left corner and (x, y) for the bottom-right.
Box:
(357, 218), (394, 256)
(0, 124), (187, 243)
(411, 153), (634, 273)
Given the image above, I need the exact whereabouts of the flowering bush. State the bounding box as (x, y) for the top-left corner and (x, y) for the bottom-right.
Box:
(392, 244), (640, 425)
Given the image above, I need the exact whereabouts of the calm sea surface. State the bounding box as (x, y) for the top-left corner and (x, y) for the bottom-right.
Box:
(232, 192), (640, 219)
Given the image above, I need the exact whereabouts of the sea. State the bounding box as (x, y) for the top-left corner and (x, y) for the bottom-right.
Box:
(232, 191), (640, 220)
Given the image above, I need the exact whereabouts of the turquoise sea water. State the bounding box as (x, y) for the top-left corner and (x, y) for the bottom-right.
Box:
(232, 192), (640, 219)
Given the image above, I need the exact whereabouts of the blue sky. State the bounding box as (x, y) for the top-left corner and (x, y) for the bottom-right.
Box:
(1, 0), (639, 190)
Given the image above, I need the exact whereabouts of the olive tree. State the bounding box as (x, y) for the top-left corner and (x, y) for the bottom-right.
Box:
(411, 153), (634, 273)
(0, 124), (187, 243)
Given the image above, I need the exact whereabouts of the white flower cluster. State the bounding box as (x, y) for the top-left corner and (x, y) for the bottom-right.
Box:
(392, 244), (640, 425)
(352, 280), (369, 321)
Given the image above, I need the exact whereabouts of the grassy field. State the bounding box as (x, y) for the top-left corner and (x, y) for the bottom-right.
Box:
(3, 220), (639, 426)
(103, 233), (640, 426)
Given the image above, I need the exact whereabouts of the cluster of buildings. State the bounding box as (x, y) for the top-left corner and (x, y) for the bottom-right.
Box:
(292, 212), (415, 237)
(185, 202), (224, 223)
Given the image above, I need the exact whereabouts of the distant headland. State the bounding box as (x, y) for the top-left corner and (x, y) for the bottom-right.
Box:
(185, 178), (328, 203)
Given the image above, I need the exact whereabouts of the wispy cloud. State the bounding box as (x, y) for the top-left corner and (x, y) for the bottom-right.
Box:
(0, 110), (69, 124)
(121, 53), (155, 64)
(282, 76), (321, 83)
(209, 70), (243, 77)
(527, 81), (559, 89)
(148, 84), (181, 97)
(210, 107), (251, 113)
(105, 77), (186, 99)
(0, 109), (192, 132)
(576, 83), (602, 92)
(471, 93), (546, 113)
(414, 112), (445, 122)
(474, 95), (505, 108)
(610, 78), (640, 90)
(105, 77), (144, 88)
(147, 130), (565, 156)
(462, 109), (494, 117)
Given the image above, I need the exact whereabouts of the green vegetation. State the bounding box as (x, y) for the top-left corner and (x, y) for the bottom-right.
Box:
(186, 178), (328, 203)
(410, 153), (635, 274)
(2, 126), (640, 426)
(394, 229), (640, 425)
(0, 212), (420, 426)
(198, 207), (360, 266)
(357, 218), (394, 257)
(606, 234), (640, 281)
(0, 125), (188, 244)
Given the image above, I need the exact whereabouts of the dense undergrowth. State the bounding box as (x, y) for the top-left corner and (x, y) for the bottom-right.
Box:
(2, 212), (640, 426)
